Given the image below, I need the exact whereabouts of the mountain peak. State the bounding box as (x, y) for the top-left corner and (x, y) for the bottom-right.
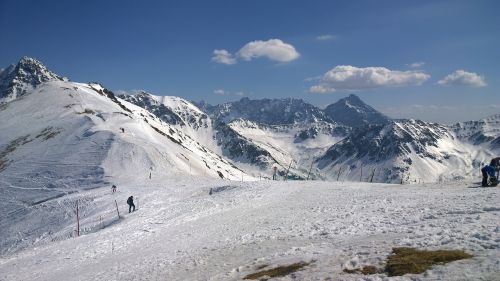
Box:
(0, 56), (64, 103)
(324, 94), (390, 127)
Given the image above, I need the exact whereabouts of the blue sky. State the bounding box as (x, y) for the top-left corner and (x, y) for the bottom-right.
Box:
(1, 0), (498, 123)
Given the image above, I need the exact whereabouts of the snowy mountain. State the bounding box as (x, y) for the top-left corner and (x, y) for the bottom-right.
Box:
(0, 56), (65, 104)
(451, 114), (500, 151)
(316, 119), (495, 183)
(127, 94), (355, 178)
(0, 57), (250, 255)
(120, 92), (281, 173)
(323, 94), (390, 127)
(203, 97), (333, 125)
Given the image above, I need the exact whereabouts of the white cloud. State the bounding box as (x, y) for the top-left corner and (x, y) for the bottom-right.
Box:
(213, 89), (246, 97)
(237, 39), (300, 62)
(316, 34), (336, 41)
(213, 89), (227, 96)
(212, 39), (299, 65)
(437, 70), (487, 87)
(408, 62), (425, 68)
(211, 49), (237, 65)
(309, 65), (430, 93)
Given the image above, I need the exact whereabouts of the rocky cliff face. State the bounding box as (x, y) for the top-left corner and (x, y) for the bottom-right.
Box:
(0, 57), (64, 104)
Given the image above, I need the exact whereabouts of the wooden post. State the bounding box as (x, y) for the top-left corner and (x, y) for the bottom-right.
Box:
(370, 169), (376, 183)
(306, 160), (314, 181)
(285, 160), (293, 181)
(76, 200), (80, 237)
(359, 164), (363, 182)
(115, 200), (120, 219)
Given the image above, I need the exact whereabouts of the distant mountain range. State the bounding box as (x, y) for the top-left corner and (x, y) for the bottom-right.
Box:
(1, 56), (499, 188)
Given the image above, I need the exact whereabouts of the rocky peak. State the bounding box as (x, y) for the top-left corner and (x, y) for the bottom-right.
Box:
(323, 94), (390, 127)
(0, 56), (64, 103)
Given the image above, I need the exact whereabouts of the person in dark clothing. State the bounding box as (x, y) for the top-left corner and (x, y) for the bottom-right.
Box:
(481, 164), (497, 187)
(127, 196), (136, 213)
(491, 157), (500, 167)
(111, 185), (117, 193)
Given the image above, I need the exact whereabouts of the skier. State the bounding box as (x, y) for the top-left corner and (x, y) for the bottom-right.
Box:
(127, 196), (136, 213)
(111, 184), (117, 193)
(481, 162), (497, 187)
(272, 166), (278, 180)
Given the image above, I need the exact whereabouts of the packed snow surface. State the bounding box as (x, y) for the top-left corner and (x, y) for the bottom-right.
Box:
(0, 177), (498, 281)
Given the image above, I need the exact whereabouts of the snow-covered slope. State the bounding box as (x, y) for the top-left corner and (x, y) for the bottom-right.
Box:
(119, 91), (217, 150)
(227, 119), (347, 179)
(0, 58), (252, 255)
(317, 119), (496, 183)
(0, 178), (498, 281)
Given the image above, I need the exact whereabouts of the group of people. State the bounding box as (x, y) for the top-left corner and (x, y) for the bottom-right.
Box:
(481, 157), (500, 187)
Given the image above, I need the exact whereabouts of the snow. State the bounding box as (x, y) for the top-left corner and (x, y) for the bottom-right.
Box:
(228, 119), (344, 178)
(0, 178), (498, 281)
(0, 80), (252, 256)
(1, 59), (499, 280)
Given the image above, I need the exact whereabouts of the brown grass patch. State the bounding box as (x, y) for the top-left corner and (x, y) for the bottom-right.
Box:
(384, 247), (473, 276)
(243, 262), (310, 280)
(342, 247), (473, 277)
(343, 265), (381, 275)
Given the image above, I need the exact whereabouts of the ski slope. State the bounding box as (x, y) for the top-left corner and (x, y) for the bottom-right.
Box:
(0, 177), (498, 281)
(0, 80), (251, 255)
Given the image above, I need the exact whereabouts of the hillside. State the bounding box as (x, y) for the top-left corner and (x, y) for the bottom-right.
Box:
(0, 59), (251, 254)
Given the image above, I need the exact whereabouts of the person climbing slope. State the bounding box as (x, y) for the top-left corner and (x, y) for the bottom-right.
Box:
(127, 196), (136, 213)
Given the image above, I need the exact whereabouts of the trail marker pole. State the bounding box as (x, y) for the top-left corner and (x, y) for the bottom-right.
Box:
(359, 164), (363, 182)
(115, 200), (120, 219)
(306, 160), (314, 181)
(370, 169), (376, 183)
(76, 200), (80, 237)
(285, 160), (293, 181)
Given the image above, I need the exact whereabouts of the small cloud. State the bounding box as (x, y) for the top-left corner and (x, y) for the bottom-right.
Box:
(309, 85), (336, 94)
(213, 89), (227, 96)
(213, 89), (246, 97)
(212, 49), (237, 65)
(309, 65), (430, 93)
(437, 70), (487, 87)
(316, 34), (336, 41)
(407, 62), (425, 68)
